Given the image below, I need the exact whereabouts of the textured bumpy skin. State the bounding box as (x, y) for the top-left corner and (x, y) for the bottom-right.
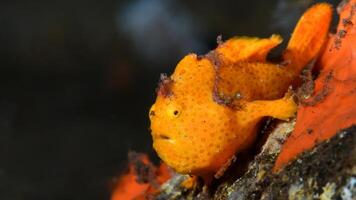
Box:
(149, 3), (332, 178)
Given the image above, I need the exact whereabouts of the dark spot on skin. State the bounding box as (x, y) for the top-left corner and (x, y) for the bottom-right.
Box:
(173, 110), (179, 116)
(156, 73), (174, 98)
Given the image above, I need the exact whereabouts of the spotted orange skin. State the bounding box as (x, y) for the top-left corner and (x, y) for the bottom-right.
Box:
(149, 3), (332, 178)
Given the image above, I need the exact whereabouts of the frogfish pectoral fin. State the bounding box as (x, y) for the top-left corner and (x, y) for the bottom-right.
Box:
(237, 93), (297, 124)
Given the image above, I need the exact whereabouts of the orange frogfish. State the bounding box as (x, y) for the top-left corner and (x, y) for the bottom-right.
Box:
(149, 3), (332, 179)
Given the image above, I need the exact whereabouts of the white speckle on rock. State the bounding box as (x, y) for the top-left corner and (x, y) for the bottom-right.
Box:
(320, 182), (336, 200)
(341, 177), (356, 200)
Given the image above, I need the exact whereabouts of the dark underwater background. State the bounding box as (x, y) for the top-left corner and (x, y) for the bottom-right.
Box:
(0, 0), (338, 199)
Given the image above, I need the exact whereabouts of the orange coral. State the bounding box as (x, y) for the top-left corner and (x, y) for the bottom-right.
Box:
(111, 153), (171, 200)
(274, 0), (356, 171)
(111, 166), (148, 200)
(149, 3), (332, 179)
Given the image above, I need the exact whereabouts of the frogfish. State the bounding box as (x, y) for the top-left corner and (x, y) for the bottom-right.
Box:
(149, 3), (332, 180)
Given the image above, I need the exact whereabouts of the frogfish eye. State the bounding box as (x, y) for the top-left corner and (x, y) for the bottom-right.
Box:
(166, 104), (182, 118)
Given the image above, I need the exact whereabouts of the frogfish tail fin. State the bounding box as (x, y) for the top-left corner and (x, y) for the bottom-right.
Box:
(284, 3), (332, 75)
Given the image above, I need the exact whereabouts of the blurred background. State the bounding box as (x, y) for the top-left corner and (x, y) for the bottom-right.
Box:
(0, 0), (338, 199)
